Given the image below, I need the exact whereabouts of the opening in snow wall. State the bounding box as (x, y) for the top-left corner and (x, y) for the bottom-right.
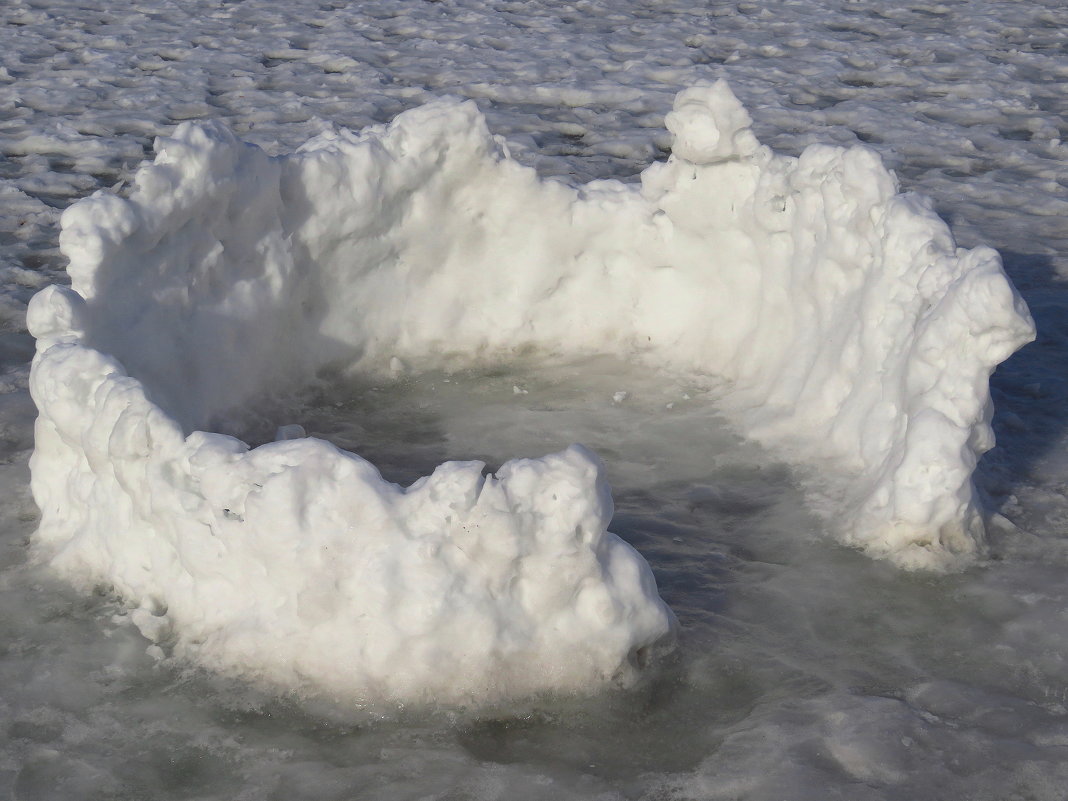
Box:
(26, 82), (1033, 704)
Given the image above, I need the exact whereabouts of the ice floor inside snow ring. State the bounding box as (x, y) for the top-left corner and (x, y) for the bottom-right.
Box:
(24, 82), (1033, 705)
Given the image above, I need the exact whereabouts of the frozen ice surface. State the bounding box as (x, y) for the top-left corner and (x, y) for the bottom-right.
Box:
(4, 0), (1068, 798)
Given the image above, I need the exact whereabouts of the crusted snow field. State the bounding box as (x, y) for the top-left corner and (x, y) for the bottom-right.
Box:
(3, 0), (1068, 799)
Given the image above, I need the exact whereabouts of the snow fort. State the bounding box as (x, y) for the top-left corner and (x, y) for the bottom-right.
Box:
(27, 81), (1033, 705)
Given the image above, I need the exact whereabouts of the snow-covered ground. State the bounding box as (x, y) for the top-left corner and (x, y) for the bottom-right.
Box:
(3, 0), (1068, 798)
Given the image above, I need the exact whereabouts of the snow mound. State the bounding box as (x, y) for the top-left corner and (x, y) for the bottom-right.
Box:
(27, 81), (1032, 702)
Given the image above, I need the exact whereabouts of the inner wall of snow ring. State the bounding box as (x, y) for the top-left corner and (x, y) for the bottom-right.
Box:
(26, 82), (1033, 704)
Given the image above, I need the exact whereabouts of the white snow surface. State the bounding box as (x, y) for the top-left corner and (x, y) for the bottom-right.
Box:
(23, 78), (1031, 702)
(30, 307), (676, 705)
(31, 82), (1030, 619)
(5, 0), (1068, 797)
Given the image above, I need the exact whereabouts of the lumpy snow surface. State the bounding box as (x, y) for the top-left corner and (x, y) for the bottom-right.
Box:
(24, 80), (1031, 704)
(29, 339), (675, 707)
(4, 0), (1068, 797)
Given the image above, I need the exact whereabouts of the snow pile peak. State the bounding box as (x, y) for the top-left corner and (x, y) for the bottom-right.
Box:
(664, 82), (761, 164)
(27, 81), (1032, 703)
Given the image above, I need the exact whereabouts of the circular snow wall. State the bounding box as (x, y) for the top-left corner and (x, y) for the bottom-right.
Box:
(27, 82), (1032, 705)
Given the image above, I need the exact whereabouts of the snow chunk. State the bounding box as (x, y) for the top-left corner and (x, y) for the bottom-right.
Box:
(29, 345), (676, 705)
(664, 81), (761, 164)
(274, 423), (306, 441)
(28, 82), (1033, 703)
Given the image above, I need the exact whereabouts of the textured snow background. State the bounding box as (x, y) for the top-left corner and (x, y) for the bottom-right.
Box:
(2, 1), (1068, 799)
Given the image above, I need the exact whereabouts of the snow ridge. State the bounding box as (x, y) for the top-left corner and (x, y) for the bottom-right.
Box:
(26, 81), (1032, 702)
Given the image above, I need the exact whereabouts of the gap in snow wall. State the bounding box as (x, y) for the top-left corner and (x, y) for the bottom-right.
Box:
(26, 82), (1034, 705)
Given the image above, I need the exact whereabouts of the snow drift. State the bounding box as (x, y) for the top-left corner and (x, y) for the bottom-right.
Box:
(27, 81), (1032, 702)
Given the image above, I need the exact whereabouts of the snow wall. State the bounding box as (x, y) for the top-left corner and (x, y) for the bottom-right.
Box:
(27, 82), (1033, 704)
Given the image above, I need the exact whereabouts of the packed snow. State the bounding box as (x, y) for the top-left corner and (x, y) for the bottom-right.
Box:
(24, 80), (1031, 705)
(3, 0), (1068, 799)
